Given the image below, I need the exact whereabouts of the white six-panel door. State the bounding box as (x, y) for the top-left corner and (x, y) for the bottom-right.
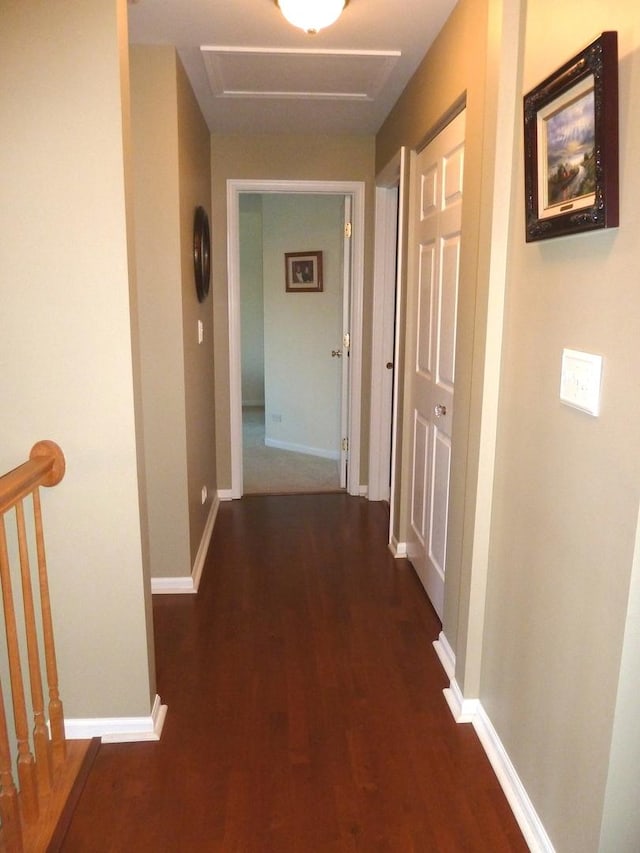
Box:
(405, 110), (465, 620)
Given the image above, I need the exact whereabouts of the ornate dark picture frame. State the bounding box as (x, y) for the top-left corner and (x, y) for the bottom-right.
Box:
(193, 206), (211, 302)
(284, 251), (323, 292)
(523, 31), (618, 242)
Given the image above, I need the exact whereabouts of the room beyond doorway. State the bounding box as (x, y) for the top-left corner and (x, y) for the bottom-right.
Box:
(242, 406), (341, 494)
(240, 192), (346, 495)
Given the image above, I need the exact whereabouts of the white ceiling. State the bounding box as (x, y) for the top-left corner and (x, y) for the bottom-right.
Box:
(127, 0), (458, 135)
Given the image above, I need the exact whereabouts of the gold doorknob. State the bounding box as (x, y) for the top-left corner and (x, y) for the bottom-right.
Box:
(332, 350), (343, 358)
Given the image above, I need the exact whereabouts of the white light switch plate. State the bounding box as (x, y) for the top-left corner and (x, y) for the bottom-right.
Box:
(560, 348), (603, 416)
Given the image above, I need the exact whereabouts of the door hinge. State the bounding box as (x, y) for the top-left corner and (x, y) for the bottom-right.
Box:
(342, 438), (349, 452)
(344, 221), (352, 238)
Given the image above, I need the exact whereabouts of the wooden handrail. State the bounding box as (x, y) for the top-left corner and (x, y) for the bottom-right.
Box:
(0, 441), (69, 851)
(0, 441), (65, 516)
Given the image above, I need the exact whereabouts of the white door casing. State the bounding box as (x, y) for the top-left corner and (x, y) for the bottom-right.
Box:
(405, 111), (465, 620)
(369, 148), (408, 540)
(369, 187), (397, 503)
(339, 196), (352, 488)
(226, 179), (364, 499)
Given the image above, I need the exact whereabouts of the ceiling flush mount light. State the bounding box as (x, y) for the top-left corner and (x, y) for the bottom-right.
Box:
(275, 0), (349, 35)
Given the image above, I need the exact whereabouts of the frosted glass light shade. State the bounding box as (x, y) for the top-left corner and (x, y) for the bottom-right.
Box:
(276, 0), (347, 34)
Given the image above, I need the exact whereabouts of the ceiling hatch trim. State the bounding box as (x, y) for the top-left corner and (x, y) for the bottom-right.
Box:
(201, 46), (401, 101)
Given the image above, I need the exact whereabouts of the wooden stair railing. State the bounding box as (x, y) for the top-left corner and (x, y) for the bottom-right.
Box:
(0, 442), (95, 852)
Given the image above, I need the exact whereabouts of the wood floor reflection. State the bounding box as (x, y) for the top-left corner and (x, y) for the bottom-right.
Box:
(60, 495), (527, 852)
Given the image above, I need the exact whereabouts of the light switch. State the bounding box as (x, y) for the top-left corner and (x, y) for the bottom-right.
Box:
(198, 320), (204, 344)
(560, 348), (603, 416)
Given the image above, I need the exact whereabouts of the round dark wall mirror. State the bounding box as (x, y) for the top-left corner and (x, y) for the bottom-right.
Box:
(193, 206), (211, 303)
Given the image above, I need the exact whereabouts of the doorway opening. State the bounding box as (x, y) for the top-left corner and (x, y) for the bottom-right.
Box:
(227, 180), (365, 499)
(240, 192), (346, 494)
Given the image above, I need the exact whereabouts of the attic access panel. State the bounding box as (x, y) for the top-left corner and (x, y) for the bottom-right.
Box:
(201, 46), (400, 101)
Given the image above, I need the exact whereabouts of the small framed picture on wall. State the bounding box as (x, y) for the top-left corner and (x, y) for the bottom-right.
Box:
(285, 251), (323, 292)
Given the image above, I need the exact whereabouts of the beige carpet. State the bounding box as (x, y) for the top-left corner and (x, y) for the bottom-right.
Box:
(242, 406), (342, 495)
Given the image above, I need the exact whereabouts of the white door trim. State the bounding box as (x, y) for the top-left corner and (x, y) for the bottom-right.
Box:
(339, 196), (353, 489)
(369, 149), (408, 537)
(369, 168), (397, 503)
(226, 179), (365, 498)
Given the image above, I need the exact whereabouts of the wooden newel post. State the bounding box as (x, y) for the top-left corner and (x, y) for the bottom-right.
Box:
(30, 442), (67, 768)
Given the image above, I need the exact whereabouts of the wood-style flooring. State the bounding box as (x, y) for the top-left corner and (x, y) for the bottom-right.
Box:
(60, 495), (528, 852)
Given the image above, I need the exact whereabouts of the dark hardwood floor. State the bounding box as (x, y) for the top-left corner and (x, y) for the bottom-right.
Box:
(60, 494), (527, 852)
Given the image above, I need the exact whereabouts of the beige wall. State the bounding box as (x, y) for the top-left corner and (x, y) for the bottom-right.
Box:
(599, 506), (640, 851)
(176, 59), (216, 566)
(130, 47), (215, 579)
(210, 134), (375, 489)
(131, 46), (190, 580)
(1, 0), (155, 717)
(484, 3), (640, 850)
(379, 0), (640, 849)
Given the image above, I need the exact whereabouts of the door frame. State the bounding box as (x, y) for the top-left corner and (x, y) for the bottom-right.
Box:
(369, 149), (408, 545)
(339, 195), (353, 488)
(226, 179), (365, 498)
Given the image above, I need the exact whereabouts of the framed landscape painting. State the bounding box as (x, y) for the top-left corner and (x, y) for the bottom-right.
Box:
(523, 32), (618, 242)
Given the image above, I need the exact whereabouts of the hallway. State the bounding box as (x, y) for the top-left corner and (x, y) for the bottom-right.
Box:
(60, 495), (527, 851)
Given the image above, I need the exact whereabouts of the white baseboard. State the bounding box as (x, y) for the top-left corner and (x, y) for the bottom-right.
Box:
(358, 484), (368, 498)
(432, 631), (456, 681)
(217, 488), (235, 501)
(443, 678), (480, 723)
(151, 575), (196, 594)
(151, 495), (219, 594)
(442, 679), (555, 853)
(264, 437), (339, 461)
(473, 705), (555, 853)
(434, 632), (553, 849)
(388, 537), (407, 558)
(191, 494), (219, 591)
(64, 694), (168, 744)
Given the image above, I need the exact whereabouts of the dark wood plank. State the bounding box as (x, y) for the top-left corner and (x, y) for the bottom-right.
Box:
(60, 495), (528, 852)
(10, 738), (97, 853)
(47, 738), (101, 853)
